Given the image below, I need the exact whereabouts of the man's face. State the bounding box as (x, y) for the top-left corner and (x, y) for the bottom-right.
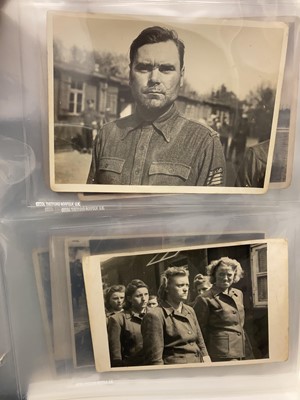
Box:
(130, 40), (184, 114)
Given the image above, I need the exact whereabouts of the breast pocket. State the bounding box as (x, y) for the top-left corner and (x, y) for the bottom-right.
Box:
(98, 157), (125, 184)
(148, 162), (191, 185)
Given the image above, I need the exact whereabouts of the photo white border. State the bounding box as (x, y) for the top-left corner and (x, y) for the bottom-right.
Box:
(62, 232), (265, 367)
(82, 238), (288, 372)
(48, 12), (289, 194)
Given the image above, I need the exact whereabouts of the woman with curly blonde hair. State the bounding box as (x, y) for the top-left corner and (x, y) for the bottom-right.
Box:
(193, 257), (246, 362)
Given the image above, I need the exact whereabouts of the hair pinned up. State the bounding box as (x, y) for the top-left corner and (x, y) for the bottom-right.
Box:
(157, 266), (189, 301)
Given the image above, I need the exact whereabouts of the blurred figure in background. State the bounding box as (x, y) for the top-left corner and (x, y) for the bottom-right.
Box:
(193, 273), (212, 296)
(80, 99), (100, 153)
(148, 295), (158, 308)
(228, 113), (249, 167)
(219, 117), (230, 159)
(236, 140), (270, 188)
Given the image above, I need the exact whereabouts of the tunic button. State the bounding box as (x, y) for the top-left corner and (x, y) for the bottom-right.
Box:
(237, 332), (241, 336)
(188, 331), (192, 334)
(232, 311), (237, 314)
(135, 170), (140, 174)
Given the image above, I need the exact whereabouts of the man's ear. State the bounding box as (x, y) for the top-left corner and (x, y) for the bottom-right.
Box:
(180, 66), (185, 88)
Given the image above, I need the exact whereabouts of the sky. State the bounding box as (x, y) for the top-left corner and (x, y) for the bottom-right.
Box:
(50, 13), (288, 102)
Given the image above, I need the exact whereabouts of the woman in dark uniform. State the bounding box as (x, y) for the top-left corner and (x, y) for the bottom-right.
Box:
(193, 257), (245, 362)
(141, 267), (210, 365)
(107, 279), (149, 367)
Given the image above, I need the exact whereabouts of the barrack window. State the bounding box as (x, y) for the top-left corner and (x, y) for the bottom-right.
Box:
(251, 244), (268, 307)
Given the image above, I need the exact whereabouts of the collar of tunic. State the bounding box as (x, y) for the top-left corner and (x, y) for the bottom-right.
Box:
(105, 309), (123, 318)
(210, 285), (239, 299)
(124, 308), (148, 320)
(159, 300), (193, 317)
(120, 104), (178, 143)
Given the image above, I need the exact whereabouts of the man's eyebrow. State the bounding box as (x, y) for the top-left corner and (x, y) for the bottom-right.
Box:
(134, 62), (177, 69)
(160, 63), (176, 67)
(159, 63), (176, 70)
(141, 62), (175, 65)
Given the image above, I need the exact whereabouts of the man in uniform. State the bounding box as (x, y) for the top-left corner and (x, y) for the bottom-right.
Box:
(236, 140), (269, 188)
(87, 26), (226, 186)
(80, 99), (100, 153)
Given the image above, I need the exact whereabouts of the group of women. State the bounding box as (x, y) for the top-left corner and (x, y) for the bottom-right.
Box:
(104, 257), (246, 367)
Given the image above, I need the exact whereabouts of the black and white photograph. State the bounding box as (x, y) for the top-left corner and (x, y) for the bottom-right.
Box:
(78, 18), (298, 201)
(63, 233), (265, 368)
(48, 13), (288, 194)
(82, 239), (288, 372)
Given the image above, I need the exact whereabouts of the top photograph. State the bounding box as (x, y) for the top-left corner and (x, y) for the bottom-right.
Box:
(48, 13), (288, 194)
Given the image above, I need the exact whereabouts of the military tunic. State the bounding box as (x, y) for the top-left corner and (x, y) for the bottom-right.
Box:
(141, 300), (208, 365)
(193, 286), (245, 361)
(87, 105), (226, 186)
(107, 309), (146, 367)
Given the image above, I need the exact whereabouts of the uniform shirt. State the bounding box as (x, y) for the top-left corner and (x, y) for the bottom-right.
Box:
(107, 309), (146, 367)
(193, 285), (245, 360)
(87, 105), (226, 186)
(141, 300), (208, 365)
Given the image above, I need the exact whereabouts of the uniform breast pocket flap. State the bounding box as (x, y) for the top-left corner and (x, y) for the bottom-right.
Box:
(209, 299), (223, 311)
(149, 162), (191, 180)
(99, 157), (125, 174)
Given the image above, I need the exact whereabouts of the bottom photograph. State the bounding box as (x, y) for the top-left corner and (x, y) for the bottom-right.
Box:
(82, 239), (288, 372)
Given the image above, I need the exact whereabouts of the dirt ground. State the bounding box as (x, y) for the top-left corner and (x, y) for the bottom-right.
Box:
(55, 150), (92, 184)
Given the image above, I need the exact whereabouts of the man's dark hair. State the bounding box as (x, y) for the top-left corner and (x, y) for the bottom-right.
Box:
(129, 26), (185, 69)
